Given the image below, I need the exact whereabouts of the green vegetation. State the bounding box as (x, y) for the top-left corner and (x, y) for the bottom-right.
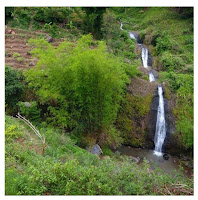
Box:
(24, 34), (139, 147)
(5, 115), (193, 195)
(116, 93), (152, 147)
(117, 7), (193, 150)
(159, 72), (193, 150)
(17, 101), (41, 123)
(102, 10), (139, 63)
(13, 52), (20, 58)
(5, 7), (193, 195)
(5, 65), (24, 113)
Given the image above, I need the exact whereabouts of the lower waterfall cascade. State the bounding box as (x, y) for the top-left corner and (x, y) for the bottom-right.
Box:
(154, 86), (166, 156)
(120, 21), (166, 156)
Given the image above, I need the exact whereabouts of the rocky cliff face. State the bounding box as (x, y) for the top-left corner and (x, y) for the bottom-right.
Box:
(117, 77), (157, 147)
(147, 86), (180, 154)
(147, 87), (158, 149)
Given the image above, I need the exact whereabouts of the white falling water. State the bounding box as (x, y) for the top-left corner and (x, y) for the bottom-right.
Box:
(120, 22), (123, 30)
(149, 71), (155, 82)
(154, 86), (166, 156)
(129, 32), (136, 40)
(141, 47), (148, 68)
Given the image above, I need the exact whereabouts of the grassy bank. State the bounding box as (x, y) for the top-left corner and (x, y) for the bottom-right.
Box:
(5, 115), (193, 195)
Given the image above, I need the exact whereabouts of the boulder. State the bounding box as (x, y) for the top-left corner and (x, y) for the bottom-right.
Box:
(88, 144), (103, 156)
(29, 62), (35, 66)
(47, 36), (53, 43)
(163, 153), (169, 160)
(24, 102), (31, 107)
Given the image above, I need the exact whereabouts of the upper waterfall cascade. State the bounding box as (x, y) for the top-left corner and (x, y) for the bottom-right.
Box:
(141, 47), (149, 68)
(120, 22), (123, 30)
(120, 21), (166, 156)
(129, 32), (136, 40)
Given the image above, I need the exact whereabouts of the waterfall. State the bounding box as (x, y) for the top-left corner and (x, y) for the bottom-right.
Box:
(120, 21), (167, 156)
(120, 22), (123, 30)
(149, 71), (155, 82)
(129, 32), (136, 40)
(154, 86), (166, 156)
(141, 47), (148, 68)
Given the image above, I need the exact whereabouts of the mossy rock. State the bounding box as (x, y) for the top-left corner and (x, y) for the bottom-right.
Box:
(116, 93), (153, 147)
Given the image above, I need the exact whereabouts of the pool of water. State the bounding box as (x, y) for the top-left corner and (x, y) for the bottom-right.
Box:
(114, 146), (193, 177)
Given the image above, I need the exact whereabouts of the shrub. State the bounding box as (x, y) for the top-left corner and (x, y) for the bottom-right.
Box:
(25, 35), (132, 136)
(17, 101), (41, 123)
(13, 52), (20, 58)
(156, 33), (172, 55)
(5, 115), (193, 195)
(160, 51), (185, 71)
(34, 7), (70, 23)
(102, 10), (121, 41)
(5, 65), (24, 113)
(5, 115), (24, 141)
(159, 72), (193, 150)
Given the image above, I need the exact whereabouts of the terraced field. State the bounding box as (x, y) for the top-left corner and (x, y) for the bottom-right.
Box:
(5, 27), (65, 69)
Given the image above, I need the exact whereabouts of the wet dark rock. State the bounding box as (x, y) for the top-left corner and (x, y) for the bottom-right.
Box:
(6, 53), (12, 57)
(163, 153), (169, 160)
(151, 69), (159, 79)
(163, 95), (177, 154)
(147, 51), (152, 67)
(147, 86), (158, 149)
(181, 156), (190, 161)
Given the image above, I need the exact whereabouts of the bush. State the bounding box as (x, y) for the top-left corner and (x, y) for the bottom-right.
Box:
(25, 35), (132, 136)
(102, 10), (121, 41)
(159, 72), (193, 150)
(34, 7), (70, 23)
(17, 101), (41, 123)
(156, 33), (172, 55)
(5, 115), (24, 141)
(160, 51), (185, 71)
(5, 115), (193, 195)
(5, 65), (24, 113)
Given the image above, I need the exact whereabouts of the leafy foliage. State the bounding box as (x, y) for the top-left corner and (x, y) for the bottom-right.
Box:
(116, 93), (152, 147)
(102, 10), (139, 62)
(5, 115), (193, 195)
(25, 35), (136, 140)
(5, 65), (24, 113)
(5, 115), (24, 142)
(159, 72), (193, 149)
(82, 7), (106, 38)
(17, 101), (41, 123)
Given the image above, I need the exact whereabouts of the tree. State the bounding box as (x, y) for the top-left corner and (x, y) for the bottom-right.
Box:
(25, 35), (131, 134)
(82, 7), (106, 39)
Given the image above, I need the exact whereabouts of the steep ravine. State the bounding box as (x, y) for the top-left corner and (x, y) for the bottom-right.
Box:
(122, 25), (179, 155)
(116, 22), (193, 176)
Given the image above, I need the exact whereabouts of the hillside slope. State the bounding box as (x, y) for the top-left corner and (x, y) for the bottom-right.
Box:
(5, 115), (193, 195)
